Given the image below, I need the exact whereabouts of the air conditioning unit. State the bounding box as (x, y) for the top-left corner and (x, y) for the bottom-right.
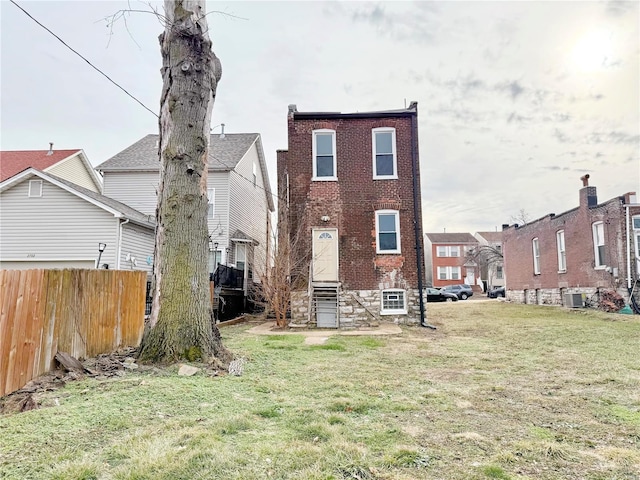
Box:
(564, 293), (585, 308)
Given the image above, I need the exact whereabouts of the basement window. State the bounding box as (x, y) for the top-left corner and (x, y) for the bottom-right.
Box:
(381, 289), (407, 315)
(28, 180), (43, 197)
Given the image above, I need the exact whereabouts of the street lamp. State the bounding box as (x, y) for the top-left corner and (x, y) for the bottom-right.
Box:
(96, 243), (107, 268)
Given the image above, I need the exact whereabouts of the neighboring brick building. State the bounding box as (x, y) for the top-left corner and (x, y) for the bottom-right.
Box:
(277, 103), (426, 327)
(424, 233), (481, 290)
(503, 176), (640, 307)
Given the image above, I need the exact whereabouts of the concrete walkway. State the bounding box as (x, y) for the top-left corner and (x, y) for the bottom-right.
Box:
(246, 321), (403, 345)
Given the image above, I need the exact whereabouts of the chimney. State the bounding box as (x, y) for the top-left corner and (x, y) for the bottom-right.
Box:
(220, 123), (225, 139)
(46, 142), (54, 156)
(579, 175), (597, 208)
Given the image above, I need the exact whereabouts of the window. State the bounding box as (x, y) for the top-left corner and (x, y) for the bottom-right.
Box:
(496, 265), (504, 279)
(436, 246), (460, 257)
(312, 129), (336, 180)
(207, 188), (215, 219)
(633, 216), (640, 262)
(235, 244), (246, 271)
(376, 210), (400, 253)
(592, 221), (606, 268)
(252, 161), (257, 186)
(381, 289), (407, 315)
(532, 237), (540, 274)
(28, 180), (42, 197)
(372, 128), (397, 179)
(437, 266), (461, 280)
(556, 230), (566, 272)
(209, 249), (222, 274)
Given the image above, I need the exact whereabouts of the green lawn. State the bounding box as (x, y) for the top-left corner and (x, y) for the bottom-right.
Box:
(1, 302), (639, 480)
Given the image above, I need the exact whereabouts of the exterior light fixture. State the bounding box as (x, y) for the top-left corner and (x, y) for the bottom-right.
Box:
(96, 243), (107, 268)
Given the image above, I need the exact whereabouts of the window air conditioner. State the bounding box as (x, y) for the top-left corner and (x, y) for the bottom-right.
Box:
(564, 293), (585, 308)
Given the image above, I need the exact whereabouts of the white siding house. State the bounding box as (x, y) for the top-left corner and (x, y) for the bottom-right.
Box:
(96, 133), (275, 293)
(0, 169), (154, 272)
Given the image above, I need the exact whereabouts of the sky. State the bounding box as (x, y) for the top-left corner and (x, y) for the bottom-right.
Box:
(1, 0), (638, 234)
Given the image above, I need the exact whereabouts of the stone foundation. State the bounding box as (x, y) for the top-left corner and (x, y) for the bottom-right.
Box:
(290, 288), (424, 328)
(505, 286), (631, 308)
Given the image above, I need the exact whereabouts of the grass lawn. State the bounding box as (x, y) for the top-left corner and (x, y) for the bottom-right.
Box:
(1, 301), (639, 480)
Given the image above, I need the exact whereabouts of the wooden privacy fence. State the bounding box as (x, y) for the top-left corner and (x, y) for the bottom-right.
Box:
(0, 269), (147, 397)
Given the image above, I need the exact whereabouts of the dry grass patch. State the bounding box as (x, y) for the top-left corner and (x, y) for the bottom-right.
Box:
(1, 302), (639, 479)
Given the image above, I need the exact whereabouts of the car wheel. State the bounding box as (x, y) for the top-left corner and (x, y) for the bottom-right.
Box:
(460, 293), (468, 300)
(446, 297), (453, 302)
(499, 292), (505, 298)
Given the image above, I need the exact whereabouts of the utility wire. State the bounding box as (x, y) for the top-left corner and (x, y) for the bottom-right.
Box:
(10, 0), (159, 118)
(11, 0), (281, 203)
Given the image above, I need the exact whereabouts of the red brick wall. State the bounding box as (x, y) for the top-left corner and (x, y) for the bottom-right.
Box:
(278, 114), (423, 291)
(430, 243), (478, 288)
(503, 189), (638, 291)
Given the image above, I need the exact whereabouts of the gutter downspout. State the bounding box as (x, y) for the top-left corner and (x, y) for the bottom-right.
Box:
(410, 105), (432, 329)
(117, 218), (130, 269)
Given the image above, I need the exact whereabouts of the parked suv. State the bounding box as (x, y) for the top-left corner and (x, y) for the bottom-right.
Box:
(442, 284), (474, 300)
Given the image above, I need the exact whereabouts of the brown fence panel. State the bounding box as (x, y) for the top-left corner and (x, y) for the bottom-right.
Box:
(0, 269), (147, 397)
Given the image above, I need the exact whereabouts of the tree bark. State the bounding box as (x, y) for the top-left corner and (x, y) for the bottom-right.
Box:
(139, 0), (230, 364)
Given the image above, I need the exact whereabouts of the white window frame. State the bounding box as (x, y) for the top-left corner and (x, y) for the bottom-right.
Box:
(532, 237), (540, 275)
(633, 216), (640, 261)
(312, 129), (337, 181)
(556, 230), (566, 272)
(496, 265), (504, 279)
(252, 161), (257, 186)
(235, 243), (247, 271)
(207, 188), (215, 219)
(436, 246), (460, 257)
(592, 221), (606, 268)
(380, 289), (407, 315)
(372, 127), (397, 179)
(437, 266), (461, 280)
(28, 180), (43, 197)
(375, 210), (401, 254)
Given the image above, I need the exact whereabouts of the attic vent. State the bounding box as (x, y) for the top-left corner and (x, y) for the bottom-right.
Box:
(28, 180), (43, 197)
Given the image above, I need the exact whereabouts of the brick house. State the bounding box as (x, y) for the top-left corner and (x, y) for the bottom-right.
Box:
(277, 103), (426, 327)
(424, 233), (481, 290)
(502, 176), (640, 307)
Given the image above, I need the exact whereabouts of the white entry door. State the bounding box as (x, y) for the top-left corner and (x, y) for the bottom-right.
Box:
(312, 228), (338, 282)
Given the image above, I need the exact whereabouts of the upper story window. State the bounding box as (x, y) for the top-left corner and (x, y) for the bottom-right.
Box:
(375, 210), (401, 254)
(496, 265), (504, 279)
(372, 128), (397, 179)
(207, 188), (215, 219)
(592, 221), (606, 268)
(556, 230), (566, 272)
(436, 246), (460, 257)
(312, 129), (337, 181)
(28, 180), (43, 197)
(532, 237), (540, 275)
(252, 161), (257, 186)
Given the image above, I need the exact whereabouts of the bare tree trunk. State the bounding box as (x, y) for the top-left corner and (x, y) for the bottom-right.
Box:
(139, 0), (230, 364)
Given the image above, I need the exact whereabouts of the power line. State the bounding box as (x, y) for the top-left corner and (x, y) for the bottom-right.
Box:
(11, 0), (282, 204)
(10, 0), (159, 118)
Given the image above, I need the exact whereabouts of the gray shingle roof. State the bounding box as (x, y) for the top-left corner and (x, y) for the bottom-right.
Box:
(96, 133), (260, 172)
(47, 172), (155, 228)
(425, 232), (477, 244)
(475, 231), (503, 242)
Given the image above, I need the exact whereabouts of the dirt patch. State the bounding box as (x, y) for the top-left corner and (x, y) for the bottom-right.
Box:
(1, 347), (143, 415)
